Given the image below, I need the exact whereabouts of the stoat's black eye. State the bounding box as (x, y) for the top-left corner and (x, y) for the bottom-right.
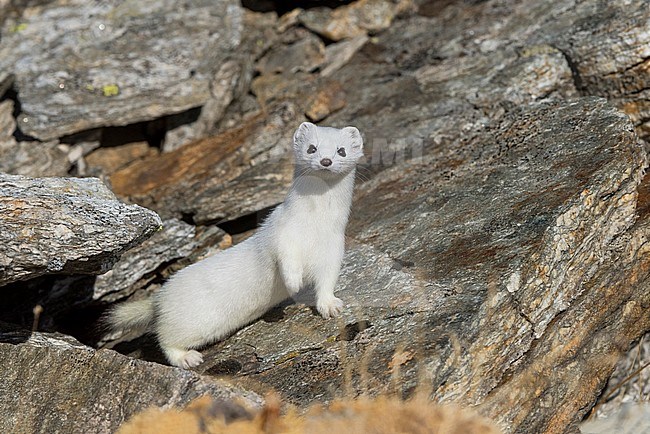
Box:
(337, 147), (346, 157)
(307, 144), (317, 154)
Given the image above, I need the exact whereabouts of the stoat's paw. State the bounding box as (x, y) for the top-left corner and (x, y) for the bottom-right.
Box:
(317, 296), (344, 319)
(181, 350), (204, 369)
(164, 347), (205, 369)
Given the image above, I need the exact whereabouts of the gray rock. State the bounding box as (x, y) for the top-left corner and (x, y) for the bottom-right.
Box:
(0, 100), (71, 177)
(0, 0), (243, 141)
(91, 219), (196, 302)
(0, 100), (12, 142)
(581, 404), (650, 434)
(321, 35), (368, 77)
(0, 324), (262, 433)
(162, 60), (242, 153)
(0, 174), (162, 286)
(256, 33), (325, 75)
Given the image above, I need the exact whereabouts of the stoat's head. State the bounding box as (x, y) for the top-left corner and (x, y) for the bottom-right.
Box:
(293, 122), (364, 175)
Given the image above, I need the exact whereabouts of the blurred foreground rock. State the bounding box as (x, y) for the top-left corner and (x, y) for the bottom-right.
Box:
(0, 324), (262, 433)
(0, 174), (161, 286)
(581, 404), (650, 434)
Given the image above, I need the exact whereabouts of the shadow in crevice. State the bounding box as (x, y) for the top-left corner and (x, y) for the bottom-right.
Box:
(58, 106), (203, 149)
(216, 204), (277, 235)
(109, 333), (168, 365)
(0, 321), (31, 345)
(0, 274), (110, 346)
(241, 0), (356, 15)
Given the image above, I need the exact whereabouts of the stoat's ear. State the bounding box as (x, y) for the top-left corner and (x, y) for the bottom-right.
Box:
(293, 122), (316, 147)
(342, 126), (363, 151)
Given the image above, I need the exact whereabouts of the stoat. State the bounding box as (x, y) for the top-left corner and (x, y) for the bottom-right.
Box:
(107, 122), (364, 368)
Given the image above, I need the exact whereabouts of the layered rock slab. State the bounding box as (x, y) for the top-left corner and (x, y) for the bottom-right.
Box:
(182, 98), (649, 434)
(109, 103), (298, 224)
(0, 174), (162, 286)
(0, 0), (243, 140)
(0, 325), (262, 433)
(0, 100), (71, 177)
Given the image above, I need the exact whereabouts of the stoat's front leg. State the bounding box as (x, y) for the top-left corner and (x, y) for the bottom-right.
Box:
(277, 241), (304, 295)
(313, 239), (345, 319)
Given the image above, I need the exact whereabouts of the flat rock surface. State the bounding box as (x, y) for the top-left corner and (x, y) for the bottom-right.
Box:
(0, 174), (162, 286)
(0, 0), (243, 140)
(0, 324), (262, 433)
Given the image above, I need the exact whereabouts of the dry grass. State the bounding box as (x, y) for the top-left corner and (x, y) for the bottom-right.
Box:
(118, 393), (500, 434)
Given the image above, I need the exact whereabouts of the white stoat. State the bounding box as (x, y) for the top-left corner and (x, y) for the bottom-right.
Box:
(107, 122), (364, 369)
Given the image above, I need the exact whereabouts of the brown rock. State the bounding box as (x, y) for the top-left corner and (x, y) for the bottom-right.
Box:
(251, 72), (318, 108)
(110, 103), (300, 224)
(299, 0), (399, 41)
(85, 142), (159, 176)
(305, 81), (347, 122)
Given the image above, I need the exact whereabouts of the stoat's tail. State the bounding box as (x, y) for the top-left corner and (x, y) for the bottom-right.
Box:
(105, 298), (155, 333)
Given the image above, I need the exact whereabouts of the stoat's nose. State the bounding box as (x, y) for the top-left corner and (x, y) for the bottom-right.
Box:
(320, 158), (332, 167)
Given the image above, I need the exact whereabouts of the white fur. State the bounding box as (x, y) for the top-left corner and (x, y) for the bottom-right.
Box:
(108, 123), (363, 368)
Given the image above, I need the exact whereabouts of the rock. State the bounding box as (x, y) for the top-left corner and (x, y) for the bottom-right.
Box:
(160, 9), (279, 152)
(299, 0), (400, 41)
(251, 72), (317, 108)
(540, 0), (650, 138)
(586, 332), (650, 420)
(581, 404), (650, 434)
(185, 98), (649, 434)
(0, 174), (162, 286)
(0, 100), (71, 177)
(256, 32), (325, 75)
(0, 71), (11, 97)
(110, 103), (299, 224)
(85, 141), (159, 177)
(320, 35), (369, 77)
(0, 100), (12, 141)
(0, 0), (243, 141)
(305, 80), (347, 122)
(0, 324), (262, 433)
(162, 60), (243, 153)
